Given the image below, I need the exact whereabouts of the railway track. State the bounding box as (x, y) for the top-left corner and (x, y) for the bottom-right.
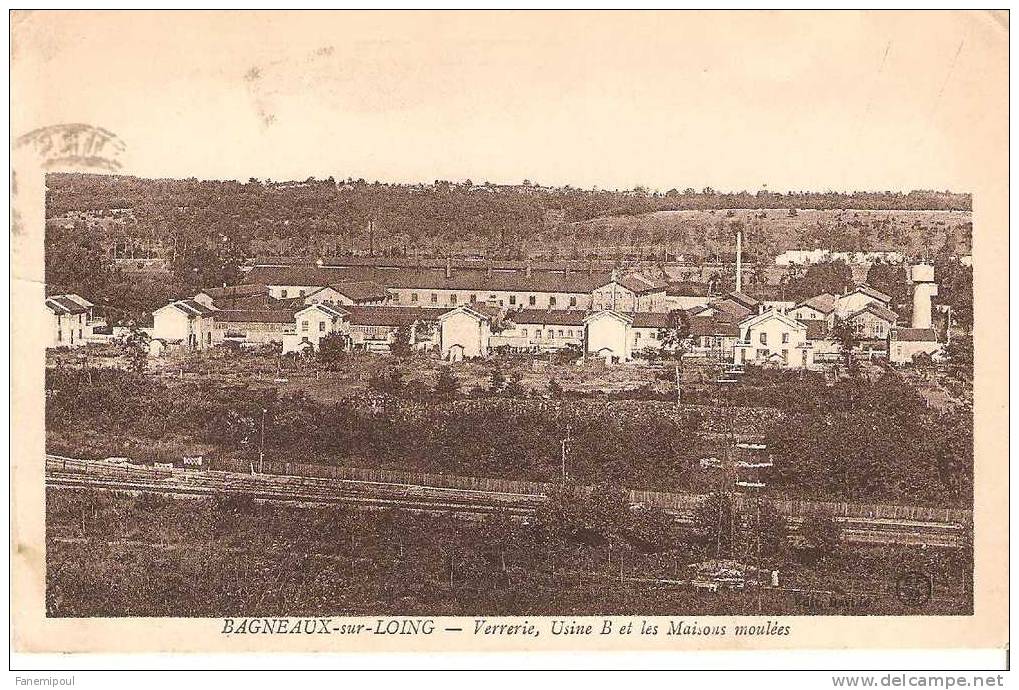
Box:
(44, 455), (967, 547)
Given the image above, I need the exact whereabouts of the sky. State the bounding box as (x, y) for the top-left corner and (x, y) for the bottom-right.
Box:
(11, 10), (1007, 192)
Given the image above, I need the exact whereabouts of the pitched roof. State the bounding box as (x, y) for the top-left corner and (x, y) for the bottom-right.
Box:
(507, 309), (589, 327)
(891, 328), (938, 342)
(212, 309), (295, 324)
(706, 298), (753, 321)
(159, 299), (215, 317)
(45, 296), (89, 315)
(199, 284), (267, 299)
(726, 291), (760, 310)
(687, 316), (740, 337)
(666, 281), (710, 297)
(243, 264), (612, 294)
(295, 303), (348, 319)
(852, 284), (892, 303)
(798, 319), (829, 341)
(738, 309), (807, 331)
(343, 306), (450, 327)
(584, 309), (634, 324)
(326, 280), (390, 302)
(847, 302), (899, 324)
(631, 312), (671, 329)
(613, 273), (667, 295)
(793, 293), (838, 314)
(438, 304), (495, 323)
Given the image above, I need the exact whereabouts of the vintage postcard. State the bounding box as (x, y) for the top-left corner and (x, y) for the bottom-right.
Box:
(9, 10), (1008, 661)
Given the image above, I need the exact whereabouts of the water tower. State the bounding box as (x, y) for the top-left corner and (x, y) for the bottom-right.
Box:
(911, 264), (938, 329)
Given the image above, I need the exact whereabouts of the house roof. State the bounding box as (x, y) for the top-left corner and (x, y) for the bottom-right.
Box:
(159, 299), (215, 317)
(212, 309), (296, 324)
(891, 328), (938, 342)
(798, 319), (829, 341)
(343, 306), (450, 327)
(45, 295), (89, 315)
(199, 284), (267, 300)
(507, 309), (589, 327)
(847, 302), (899, 324)
(850, 284), (892, 304)
(793, 293), (838, 314)
(631, 312), (671, 329)
(584, 309), (634, 325)
(325, 280), (390, 302)
(687, 316), (740, 337)
(726, 291), (760, 310)
(666, 281), (710, 297)
(609, 273), (667, 295)
(738, 309), (807, 331)
(295, 303), (348, 319)
(704, 298), (753, 321)
(437, 304), (495, 323)
(243, 264), (612, 294)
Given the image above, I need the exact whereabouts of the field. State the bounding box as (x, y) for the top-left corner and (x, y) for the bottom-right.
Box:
(46, 488), (972, 618)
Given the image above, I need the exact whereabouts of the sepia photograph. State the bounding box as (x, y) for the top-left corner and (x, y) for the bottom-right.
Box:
(9, 8), (1008, 667)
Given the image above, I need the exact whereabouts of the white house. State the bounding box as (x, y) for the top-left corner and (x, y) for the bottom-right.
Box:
(845, 302), (898, 340)
(788, 293), (838, 327)
(437, 305), (493, 361)
(498, 310), (587, 352)
(584, 310), (633, 363)
(284, 303), (348, 353)
(834, 285), (893, 318)
(45, 294), (93, 348)
(889, 328), (942, 365)
(591, 272), (668, 313)
(304, 281), (390, 307)
(733, 310), (815, 369)
(151, 299), (215, 350)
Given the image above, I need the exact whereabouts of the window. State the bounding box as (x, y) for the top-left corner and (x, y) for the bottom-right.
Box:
(431, 293), (438, 303)
(567, 330), (573, 337)
(558, 329), (564, 337)
(281, 290), (288, 298)
(411, 293), (418, 302)
(319, 322), (326, 332)
(548, 330), (554, 340)
(549, 296), (557, 307)
(782, 332), (789, 344)
(57, 329), (61, 342)
(529, 295), (536, 306)
(570, 296), (577, 307)
(781, 349), (788, 362)
(522, 329), (528, 338)
(301, 320), (309, 332)
(450, 294), (458, 304)
(509, 295), (517, 306)
(299, 290), (306, 297)
(392, 293), (400, 302)
(759, 332), (767, 345)
(801, 349), (808, 366)
(78, 329), (83, 339)
(636, 331), (642, 339)
(470, 294), (477, 303)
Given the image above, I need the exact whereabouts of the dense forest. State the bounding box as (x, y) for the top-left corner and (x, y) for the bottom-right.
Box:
(44, 173), (974, 323)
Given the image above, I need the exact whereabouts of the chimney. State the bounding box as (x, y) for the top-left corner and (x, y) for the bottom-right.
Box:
(487, 265), (493, 278)
(911, 264), (937, 329)
(735, 227), (743, 294)
(525, 263), (532, 279)
(445, 256), (452, 280)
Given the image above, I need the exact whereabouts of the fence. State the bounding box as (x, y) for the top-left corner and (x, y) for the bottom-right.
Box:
(206, 455), (971, 525)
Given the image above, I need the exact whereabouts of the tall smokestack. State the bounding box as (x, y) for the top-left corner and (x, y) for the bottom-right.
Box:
(911, 264), (937, 329)
(735, 228), (743, 293)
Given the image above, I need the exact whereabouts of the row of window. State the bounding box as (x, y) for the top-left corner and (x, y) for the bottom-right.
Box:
(398, 291), (580, 308)
(759, 332), (791, 345)
(514, 328), (582, 340)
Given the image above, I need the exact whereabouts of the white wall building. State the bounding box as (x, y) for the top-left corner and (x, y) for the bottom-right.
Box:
(437, 305), (493, 361)
(151, 299), (215, 350)
(733, 310), (815, 368)
(45, 294), (93, 348)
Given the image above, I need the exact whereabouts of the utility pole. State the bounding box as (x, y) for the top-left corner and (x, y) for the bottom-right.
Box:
(560, 424), (571, 483)
(675, 363), (682, 408)
(258, 407), (267, 473)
